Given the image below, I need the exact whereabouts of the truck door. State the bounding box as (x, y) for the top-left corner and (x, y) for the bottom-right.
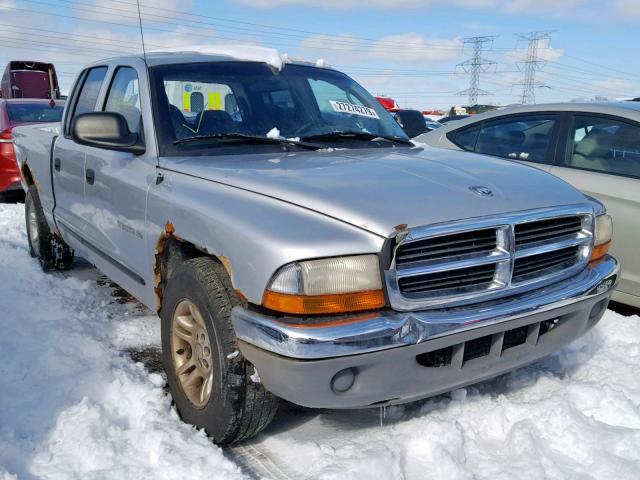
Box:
(53, 66), (108, 239)
(82, 65), (155, 300)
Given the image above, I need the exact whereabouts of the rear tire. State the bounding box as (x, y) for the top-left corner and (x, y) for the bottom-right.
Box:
(161, 257), (279, 444)
(25, 185), (74, 271)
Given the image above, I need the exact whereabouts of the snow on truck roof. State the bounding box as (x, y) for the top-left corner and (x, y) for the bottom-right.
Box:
(87, 45), (332, 71)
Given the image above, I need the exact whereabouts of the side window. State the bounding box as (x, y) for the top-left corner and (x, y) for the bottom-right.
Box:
(71, 66), (108, 120)
(104, 67), (141, 134)
(475, 115), (557, 163)
(565, 115), (640, 179)
(449, 125), (480, 151)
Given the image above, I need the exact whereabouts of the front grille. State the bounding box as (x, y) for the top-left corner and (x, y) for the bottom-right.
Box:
(395, 228), (497, 266)
(398, 264), (496, 296)
(515, 216), (582, 247)
(512, 246), (580, 283)
(390, 208), (593, 310)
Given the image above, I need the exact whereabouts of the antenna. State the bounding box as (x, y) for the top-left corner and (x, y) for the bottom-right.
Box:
(135, 0), (147, 62)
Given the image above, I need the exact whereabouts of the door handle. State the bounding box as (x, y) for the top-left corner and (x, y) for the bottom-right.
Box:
(54, 158), (61, 171)
(85, 168), (95, 185)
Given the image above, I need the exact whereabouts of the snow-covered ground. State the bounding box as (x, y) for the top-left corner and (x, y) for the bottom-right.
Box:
(1, 202), (640, 480)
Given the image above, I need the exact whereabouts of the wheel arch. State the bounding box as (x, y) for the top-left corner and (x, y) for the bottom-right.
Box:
(153, 226), (241, 313)
(21, 162), (35, 187)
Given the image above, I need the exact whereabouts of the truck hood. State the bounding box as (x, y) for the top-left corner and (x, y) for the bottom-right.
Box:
(163, 146), (589, 238)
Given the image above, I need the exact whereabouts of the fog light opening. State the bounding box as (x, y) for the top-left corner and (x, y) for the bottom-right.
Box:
(589, 298), (609, 320)
(331, 367), (357, 393)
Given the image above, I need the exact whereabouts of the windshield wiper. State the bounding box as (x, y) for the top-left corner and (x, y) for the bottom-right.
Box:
(301, 131), (412, 145)
(173, 133), (323, 150)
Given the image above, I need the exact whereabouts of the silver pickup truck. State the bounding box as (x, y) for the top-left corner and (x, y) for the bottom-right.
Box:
(13, 47), (619, 444)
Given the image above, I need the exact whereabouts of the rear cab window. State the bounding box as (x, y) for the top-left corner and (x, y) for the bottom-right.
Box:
(6, 103), (64, 123)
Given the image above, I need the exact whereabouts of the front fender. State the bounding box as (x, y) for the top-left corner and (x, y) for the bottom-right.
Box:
(146, 169), (386, 305)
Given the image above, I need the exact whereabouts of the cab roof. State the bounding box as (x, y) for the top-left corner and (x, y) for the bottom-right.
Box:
(84, 45), (334, 72)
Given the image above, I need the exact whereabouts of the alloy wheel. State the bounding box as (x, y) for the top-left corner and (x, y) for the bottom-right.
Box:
(170, 299), (214, 408)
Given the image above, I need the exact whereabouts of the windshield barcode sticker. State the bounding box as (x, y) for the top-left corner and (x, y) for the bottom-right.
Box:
(329, 101), (379, 119)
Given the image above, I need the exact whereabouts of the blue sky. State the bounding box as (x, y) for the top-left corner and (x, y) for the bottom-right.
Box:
(1, 0), (638, 110)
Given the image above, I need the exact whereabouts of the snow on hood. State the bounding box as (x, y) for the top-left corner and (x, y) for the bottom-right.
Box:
(164, 146), (589, 238)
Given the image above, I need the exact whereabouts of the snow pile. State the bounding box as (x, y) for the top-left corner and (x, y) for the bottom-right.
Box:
(315, 59), (331, 68)
(150, 45), (332, 73)
(152, 45), (285, 71)
(265, 127), (300, 143)
(266, 127), (280, 139)
(0, 204), (242, 480)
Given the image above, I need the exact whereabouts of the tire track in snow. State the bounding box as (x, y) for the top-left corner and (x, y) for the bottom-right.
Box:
(227, 442), (297, 480)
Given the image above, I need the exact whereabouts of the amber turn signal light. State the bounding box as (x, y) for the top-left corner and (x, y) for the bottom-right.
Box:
(263, 290), (386, 315)
(590, 240), (611, 264)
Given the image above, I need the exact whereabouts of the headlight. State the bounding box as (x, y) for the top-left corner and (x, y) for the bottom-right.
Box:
(263, 255), (385, 314)
(591, 213), (613, 262)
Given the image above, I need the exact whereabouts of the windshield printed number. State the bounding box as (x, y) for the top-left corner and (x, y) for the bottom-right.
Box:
(329, 101), (379, 119)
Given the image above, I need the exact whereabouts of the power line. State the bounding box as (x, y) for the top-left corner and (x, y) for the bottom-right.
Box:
(514, 31), (554, 104)
(17, 0), (475, 54)
(456, 36), (498, 105)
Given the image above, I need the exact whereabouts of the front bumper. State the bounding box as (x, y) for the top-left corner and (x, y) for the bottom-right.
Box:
(232, 256), (619, 408)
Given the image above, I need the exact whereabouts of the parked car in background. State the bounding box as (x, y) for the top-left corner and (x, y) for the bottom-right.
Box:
(416, 102), (640, 308)
(0, 61), (60, 100)
(375, 95), (400, 112)
(439, 114), (470, 124)
(424, 117), (443, 131)
(0, 99), (64, 200)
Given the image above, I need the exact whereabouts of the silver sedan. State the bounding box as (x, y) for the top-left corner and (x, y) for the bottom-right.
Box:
(416, 101), (640, 308)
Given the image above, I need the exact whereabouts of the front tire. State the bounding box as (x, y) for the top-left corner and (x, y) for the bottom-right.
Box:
(161, 257), (279, 444)
(25, 186), (73, 271)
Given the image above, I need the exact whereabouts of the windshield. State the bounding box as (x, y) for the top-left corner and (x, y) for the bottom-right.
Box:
(150, 62), (409, 156)
(7, 102), (64, 123)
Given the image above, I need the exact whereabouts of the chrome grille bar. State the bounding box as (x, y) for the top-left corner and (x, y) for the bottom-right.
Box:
(386, 205), (595, 312)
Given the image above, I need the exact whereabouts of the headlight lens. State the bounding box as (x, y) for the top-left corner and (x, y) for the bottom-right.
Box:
(264, 255), (385, 314)
(591, 214), (612, 262)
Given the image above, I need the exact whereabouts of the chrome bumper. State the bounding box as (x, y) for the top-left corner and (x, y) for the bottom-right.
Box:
(232, 256), (619, 360)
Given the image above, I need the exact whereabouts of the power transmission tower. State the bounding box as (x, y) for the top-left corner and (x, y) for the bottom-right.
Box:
(456, 36), (498, 106)
(514, 31), (555, 104)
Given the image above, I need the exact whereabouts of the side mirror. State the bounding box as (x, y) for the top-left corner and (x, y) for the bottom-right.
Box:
(394, 110), (428, 139)
(71, 112), (145, 155)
